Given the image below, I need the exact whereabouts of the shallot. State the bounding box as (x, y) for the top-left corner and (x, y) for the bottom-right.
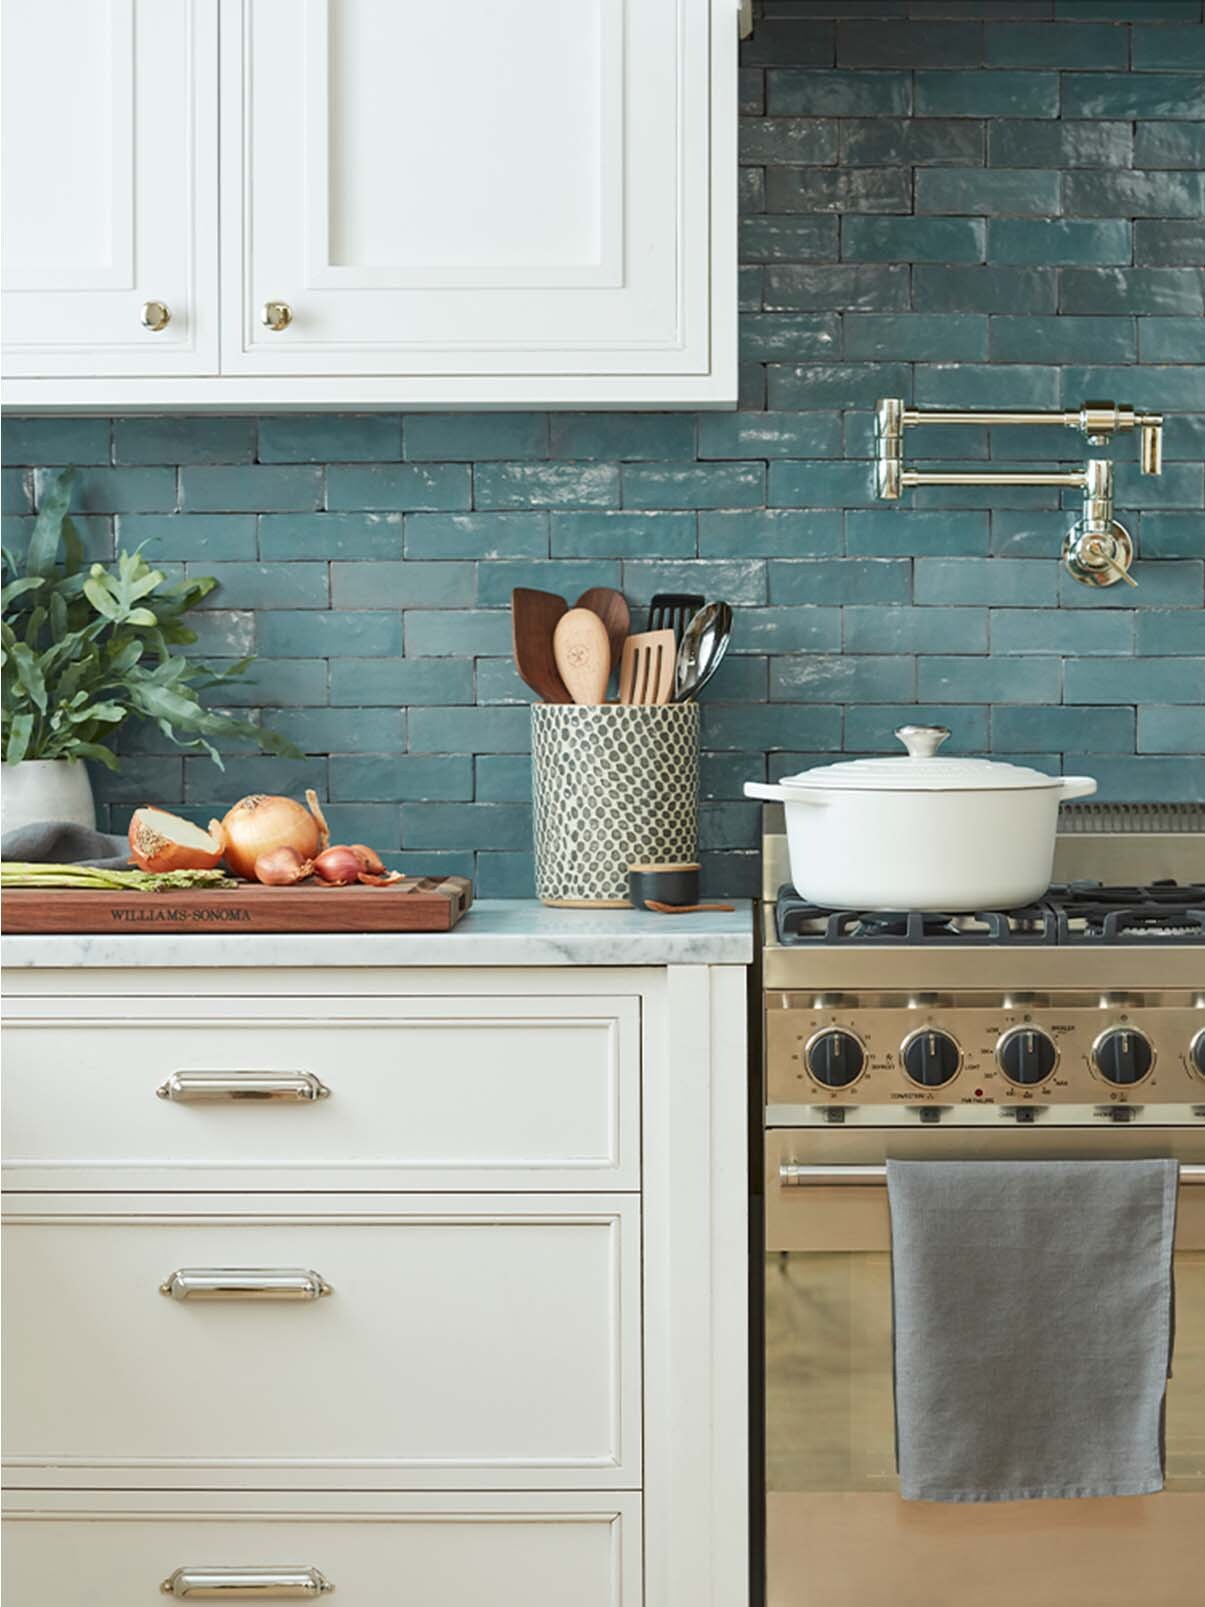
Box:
(312, 845), (363, 885)
(253, 846), (314, 886)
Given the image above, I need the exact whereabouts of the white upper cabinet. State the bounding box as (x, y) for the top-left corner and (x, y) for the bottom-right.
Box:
(1, 0), (218, 380)
(2, 0), (737, 410)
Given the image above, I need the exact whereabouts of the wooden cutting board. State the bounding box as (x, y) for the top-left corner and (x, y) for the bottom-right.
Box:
(1, 876), (473, 935)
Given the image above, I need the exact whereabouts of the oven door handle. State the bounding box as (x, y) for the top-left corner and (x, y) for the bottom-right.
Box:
(779, 1162), (1205, 1187)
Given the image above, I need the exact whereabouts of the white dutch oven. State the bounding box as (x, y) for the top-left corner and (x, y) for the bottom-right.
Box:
(744, 725), (1097, 912)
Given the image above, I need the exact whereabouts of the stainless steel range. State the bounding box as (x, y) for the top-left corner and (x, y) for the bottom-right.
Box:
(758, 805), (1205, 1607)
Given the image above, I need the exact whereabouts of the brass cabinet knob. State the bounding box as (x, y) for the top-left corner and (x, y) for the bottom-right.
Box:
(140, 300), (171, 332)
(261, 300), (293, 332)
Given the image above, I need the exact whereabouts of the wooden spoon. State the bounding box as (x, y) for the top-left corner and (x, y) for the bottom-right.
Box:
(575, 587), (630, 678)
(646, 901), (736, 915)
(553, 608), (611, 705)
(511, 587), (571, 703)
(618, 629), (677, 706)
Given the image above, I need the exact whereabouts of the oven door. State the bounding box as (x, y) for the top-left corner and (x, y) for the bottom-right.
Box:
(764, 1129), (1205, 1607)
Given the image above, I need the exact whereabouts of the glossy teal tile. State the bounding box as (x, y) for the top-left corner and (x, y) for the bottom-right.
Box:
(739, 118), (838, 163)
(548, 413), (695, 461)
(1134, 122), (1205, 170)
(990, 609), (1133, 654)
(402, 802), (532, 851)
(1079, 755), (1205, 803)
(768, 362), (914, 409)
(916, 69), (1058, 117)
(256, 610), (402, 657)
(698, 412), (843, 460)
(194, 562), (328, 610)
(258, 414), (401, 463)
(2, 417), (110, 465)
(408, 706), (533, 753)
(765, 264), (911, 309)
(916, 365), (1061, 408)
(993, 704), (1134, 752)
(1138, 514), (1205, 560)
(989, 218), (1131, 264)
(1137, 706), (1205, 755)
(1061, 72), (1205, 119)
(475, 559), (620, 607)
(118, 513), (257, 562)
(769, 557), (910, 604)
(843, 216), (985, 263)
(623, 462), (764, 510)
(330, 561), (473, 610)
(1135, 221), (1205, 266)
(179, 465), (319, 513)
(739, 67), (764, 117)
(986, 22), (1127, 68)
(845, 704), (989, 752)
(622, 559), (766, 607)
(475, 755), (533, 802)
(917, 168), (1062, 215)
(702, 702), (843, 753)
(730, 606), (842, 653)
(551, 510), (697, 558)
(1065, 656), (1205, 703)
(326, 463), (471, 512)
(991, 316), (1136, 363)
(1060, 364), (1205, 410)
(404, 413), (546, 461)
(1132, 25), (1205, 73)
(837, 19), (982, 66)
(39, 466), (175, 513)
(184, 755), (326, 803)
(1135, 610), (1205, 654)
(404, 610), (513, 657)
(332, 755), (472, 802)
(740, 215), (839, 262)
(988, 120), (1131, 168)
(845, 313), (989, 361)
(765, 167), (911, 212)
(845, 605), (988, 653)
(1055, 2), (1198, 17)
(741, 15), (835, 67)
(475, 852), (536, 898)
(259, 511), (402, 559)
(841, 117), (983, 166)
(271, 708), (403, 755)
(768, 460), (878, 507)
(1058, 558), (1203, 609)
(215, 659), (327, 708)
(403, 511), (547, 560)
(330, 658), (473, 707)
(846, 509), (991, 555)
(915, 558), (1057, 606)
(739, 313), (840, 359)
(698, 509), (843, 558)
(913, 265), (1057, 313)
(918, 655), (1061, 704)
(771, 654), (913, 704)
(1138, 318), (1205, 363)
(473, 462), (618, 509)
(475, 657), (537, 705)
(767, 69), (911, 116)
(1065, 170), (1205, 218)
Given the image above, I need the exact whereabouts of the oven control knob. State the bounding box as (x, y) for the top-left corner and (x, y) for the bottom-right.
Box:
(997, 1026), (1058, 1087)
(1093, 1027), (1154, 1086)
(806, 1029), (865, 1089)
(1189, 1027), (1205, 1080)
(901, 1028), (961, 1088)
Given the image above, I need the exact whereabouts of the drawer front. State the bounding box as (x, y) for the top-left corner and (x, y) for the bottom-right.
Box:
(2, 996), (640, 1191)
(2, 1195), (641, 1489)
(1, 1493), (641, 1606)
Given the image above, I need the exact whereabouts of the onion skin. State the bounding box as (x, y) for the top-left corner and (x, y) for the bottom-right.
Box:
(358, 870), (403, 886)
(253, 847), (314, 886)
(220, 794), (323, 881)
(128, 808), (224, 875)
(349, 843), (387, 876)
(312, 845), (363, 885)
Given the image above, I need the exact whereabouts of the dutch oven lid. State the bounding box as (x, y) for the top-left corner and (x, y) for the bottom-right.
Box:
(778, 726), (1069, 793)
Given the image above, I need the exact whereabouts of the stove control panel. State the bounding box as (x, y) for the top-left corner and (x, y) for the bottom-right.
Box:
(766, 992), (1205, 1119)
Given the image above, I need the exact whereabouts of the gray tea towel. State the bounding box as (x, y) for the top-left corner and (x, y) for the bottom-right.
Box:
(1, 819), (130, 870)
(887, 1158), (1178, 1503)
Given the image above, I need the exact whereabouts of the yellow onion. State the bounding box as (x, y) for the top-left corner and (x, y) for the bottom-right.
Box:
(219, 789), (329, 881)
(128, 807), (224, 874)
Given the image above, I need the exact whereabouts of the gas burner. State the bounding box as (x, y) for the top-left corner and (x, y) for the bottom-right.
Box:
(775, 881), (1205, 947)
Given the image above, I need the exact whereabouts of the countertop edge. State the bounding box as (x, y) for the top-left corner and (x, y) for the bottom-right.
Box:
(0, 898), (755, 969)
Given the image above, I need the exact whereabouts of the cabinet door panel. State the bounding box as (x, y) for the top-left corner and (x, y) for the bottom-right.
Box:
(222, 0), (729, 392)
(1, 0), (218, 377)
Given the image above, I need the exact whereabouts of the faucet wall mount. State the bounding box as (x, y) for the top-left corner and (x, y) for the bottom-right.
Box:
(875, 399), (1164, 588)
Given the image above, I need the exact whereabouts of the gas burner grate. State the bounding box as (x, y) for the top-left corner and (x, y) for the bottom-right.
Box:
(774, 881), (1205, 947)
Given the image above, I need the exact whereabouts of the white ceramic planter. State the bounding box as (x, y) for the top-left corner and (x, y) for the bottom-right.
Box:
(745, 726), (1097, 912)
(1, 760), (97, 837)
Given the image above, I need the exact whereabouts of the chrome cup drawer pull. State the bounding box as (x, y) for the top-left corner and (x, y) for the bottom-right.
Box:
(156, 1070), (331, 1103)
(160, 1564), (333, 1598)
(159, 1268), (332, 1301)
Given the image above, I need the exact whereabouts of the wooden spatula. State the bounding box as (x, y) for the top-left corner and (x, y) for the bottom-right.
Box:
(618, 629), (676, 706)
(511, 587), (571, 703)
(553, 608), (611, 705)
(575, 587), (630, 678)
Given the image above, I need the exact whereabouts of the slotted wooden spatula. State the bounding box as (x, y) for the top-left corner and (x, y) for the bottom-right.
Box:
(618, 629), (676, 706)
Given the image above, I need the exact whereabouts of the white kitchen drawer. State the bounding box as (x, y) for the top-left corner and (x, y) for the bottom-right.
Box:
(2, 1194), (640, 1490)
(1, 1491), (642, 1606)
(2, 995), (640, 1191)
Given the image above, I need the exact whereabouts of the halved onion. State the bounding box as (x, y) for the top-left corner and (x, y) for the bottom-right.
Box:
(128, 807), (225, 874)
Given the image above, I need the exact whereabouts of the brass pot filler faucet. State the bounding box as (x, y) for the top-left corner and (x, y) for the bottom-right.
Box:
(875, 399), (1165, 588)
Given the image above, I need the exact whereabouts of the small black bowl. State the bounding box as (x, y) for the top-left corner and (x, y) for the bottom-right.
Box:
(627, 861), (701, 910)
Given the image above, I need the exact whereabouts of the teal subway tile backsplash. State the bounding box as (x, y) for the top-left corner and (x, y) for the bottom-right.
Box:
(8, 2), (1203, 895)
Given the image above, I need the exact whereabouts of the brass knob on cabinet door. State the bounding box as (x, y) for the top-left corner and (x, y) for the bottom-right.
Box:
(261, 300), (293, 331)
(140, 300), (171, 331)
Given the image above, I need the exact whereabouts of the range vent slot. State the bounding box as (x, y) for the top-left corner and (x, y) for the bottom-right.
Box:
(1059, 802), (1205, 835)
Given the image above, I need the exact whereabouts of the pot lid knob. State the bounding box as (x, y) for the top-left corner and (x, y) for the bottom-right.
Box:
(895, 724), (951, 759)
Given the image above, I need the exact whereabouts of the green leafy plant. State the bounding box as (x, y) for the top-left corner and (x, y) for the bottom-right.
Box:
(1, 467), (298, 770)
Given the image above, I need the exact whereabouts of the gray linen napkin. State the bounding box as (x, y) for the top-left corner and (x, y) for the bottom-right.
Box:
(887, 1158), (1178, 1503)
(1, 819), (131, 870)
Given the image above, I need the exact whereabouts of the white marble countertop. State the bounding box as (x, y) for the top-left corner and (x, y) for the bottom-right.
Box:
(1, 898), (754, 969)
